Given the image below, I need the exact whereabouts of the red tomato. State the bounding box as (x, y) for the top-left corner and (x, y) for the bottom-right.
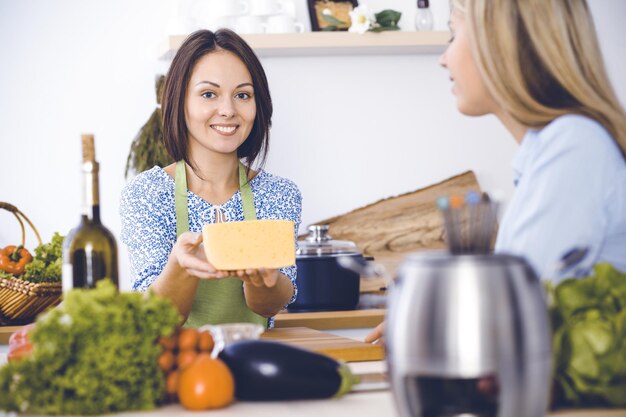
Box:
(8, 323), (35, 348)
(7, 343), (33, 362)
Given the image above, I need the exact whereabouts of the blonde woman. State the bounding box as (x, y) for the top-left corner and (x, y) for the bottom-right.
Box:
(366, 0), (626, 343)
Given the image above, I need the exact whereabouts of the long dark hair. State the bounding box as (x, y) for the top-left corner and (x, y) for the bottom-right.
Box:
(161, 29), (273, 170)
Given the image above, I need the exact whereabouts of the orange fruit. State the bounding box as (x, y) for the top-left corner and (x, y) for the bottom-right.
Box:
(158, 350), (175, 372)
(159, 334), (177, 351)
(177, 349), (198, 371)
(198, 330), (215, 353)
(178, 353), (234, 410)
(178, 328), (199, 351)
(166, 370), (180, 397)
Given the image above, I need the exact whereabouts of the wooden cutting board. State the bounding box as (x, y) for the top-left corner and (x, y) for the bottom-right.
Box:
(274, 309), (385, 330)
(307, 171), (487, 293)
(261, 327), (383, 362)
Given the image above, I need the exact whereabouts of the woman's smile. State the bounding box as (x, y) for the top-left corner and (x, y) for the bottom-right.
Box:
(211, 124), (239, 136)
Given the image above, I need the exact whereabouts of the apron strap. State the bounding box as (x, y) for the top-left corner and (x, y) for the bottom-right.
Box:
(176, 160), (257, 232)
(175, 160), (190, 238)
(239, 162), (257, 221)
(174, 159), (267, 328)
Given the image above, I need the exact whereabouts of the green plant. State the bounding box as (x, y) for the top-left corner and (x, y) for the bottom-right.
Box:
(348, 5), (401, 34)
(0, 280), (181, 414)
(547, 263), (626, 407)
(125, 75), (173, 178)
(21, 232), (64, 283)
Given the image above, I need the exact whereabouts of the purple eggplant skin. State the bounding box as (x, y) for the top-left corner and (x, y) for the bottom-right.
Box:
(218, 340), (347, 401)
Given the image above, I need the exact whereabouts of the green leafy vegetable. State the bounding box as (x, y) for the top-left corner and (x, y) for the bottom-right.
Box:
(371, 10), (401, 32)
(21, 232), (64, 283)
(0, 280), (181, 414)
(547, 263), (626, 407)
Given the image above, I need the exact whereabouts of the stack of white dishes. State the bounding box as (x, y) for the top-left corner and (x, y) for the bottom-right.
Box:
(190, 0), (305, 34)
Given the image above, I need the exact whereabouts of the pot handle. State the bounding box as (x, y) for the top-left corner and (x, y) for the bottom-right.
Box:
(337, 255), (392, 289)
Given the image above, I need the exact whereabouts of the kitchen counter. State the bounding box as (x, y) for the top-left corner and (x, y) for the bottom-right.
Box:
(90, 402), (626, 417)
(89, 404), (626, 417)
(1, 348), (624, 417)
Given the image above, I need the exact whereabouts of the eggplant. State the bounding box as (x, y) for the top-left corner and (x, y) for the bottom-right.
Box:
(218, 340), (359, 401)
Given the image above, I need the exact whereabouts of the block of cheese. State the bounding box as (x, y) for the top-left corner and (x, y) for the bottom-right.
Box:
(202, 219), (295, 270)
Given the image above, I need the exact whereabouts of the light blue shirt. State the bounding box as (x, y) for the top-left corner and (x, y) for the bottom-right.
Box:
(495, 114), (626, 281)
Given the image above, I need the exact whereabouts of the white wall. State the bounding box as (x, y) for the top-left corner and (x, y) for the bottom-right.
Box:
(1, 0), (625, 291)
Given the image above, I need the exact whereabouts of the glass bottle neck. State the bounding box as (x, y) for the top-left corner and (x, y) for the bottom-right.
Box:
(82, 161), (102, 223)
(83, 206), (102, 223)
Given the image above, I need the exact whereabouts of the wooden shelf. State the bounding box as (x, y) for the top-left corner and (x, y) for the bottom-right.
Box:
(162, 31), (449, 59)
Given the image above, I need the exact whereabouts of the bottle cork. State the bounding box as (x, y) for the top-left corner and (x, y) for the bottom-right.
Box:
(81, 134), (95, 163)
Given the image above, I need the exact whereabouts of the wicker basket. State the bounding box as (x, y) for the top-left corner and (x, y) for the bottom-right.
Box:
(0, 202), (62, 325)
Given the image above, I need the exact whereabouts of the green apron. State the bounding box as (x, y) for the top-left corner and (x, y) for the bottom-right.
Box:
(175, 160), (268, 328)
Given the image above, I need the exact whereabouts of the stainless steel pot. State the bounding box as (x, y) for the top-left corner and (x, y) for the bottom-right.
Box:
(386, 252), (552, 417)
(289, 225), (364, 312)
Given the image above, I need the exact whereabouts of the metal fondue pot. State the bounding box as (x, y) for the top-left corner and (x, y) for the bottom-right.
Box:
(386, 252), (552, 417)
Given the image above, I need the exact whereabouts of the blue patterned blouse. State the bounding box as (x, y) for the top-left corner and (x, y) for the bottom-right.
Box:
(119, 166), (302, 324)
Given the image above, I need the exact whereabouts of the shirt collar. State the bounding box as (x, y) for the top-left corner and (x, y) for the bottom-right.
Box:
(511, 128), (539, 186)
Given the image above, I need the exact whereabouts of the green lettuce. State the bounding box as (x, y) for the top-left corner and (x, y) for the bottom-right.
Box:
(22, 232), (64, 283)
(547, 263), (626, 407)
(0, 280), (180, 414)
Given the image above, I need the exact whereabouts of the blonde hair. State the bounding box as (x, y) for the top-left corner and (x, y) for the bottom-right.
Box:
(453, 0), (626, 157)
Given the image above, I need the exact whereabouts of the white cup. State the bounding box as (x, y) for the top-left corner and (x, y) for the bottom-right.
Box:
(265, 14), (304, 33)
(193, 0), (247, 30)
(205, 15), (235, 31)
(235, 15), (268, 34)
(277, 0), (296, 18)
(194, 0), (249, 19)
(248, 0), (284, 16)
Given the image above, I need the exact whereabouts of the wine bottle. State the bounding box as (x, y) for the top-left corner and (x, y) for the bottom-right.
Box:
(62, 134), (119, 291)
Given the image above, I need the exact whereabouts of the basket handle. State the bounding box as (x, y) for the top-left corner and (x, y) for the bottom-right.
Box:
(0, 202), (43, 248)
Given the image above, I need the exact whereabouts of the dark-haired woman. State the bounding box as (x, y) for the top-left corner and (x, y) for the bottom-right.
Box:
(120, 29), (301, 328)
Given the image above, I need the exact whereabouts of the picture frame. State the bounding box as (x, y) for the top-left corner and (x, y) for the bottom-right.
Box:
(307, 0), (359, 32)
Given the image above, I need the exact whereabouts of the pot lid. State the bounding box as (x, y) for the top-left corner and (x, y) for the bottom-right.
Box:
(297, 225), (360, 256)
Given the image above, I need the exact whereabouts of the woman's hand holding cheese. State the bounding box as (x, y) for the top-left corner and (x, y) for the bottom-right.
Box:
(173, 232), (288, 285)
(171, 232), (224, 280)
(232, 268), (279, 288)
(173, 231), (286, 288)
